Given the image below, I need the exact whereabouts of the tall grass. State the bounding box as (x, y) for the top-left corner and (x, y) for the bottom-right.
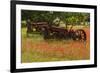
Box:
(21, 27), (90, 63)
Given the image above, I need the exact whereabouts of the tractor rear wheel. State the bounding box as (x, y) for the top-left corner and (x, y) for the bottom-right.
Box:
(74, 29), (86, 42)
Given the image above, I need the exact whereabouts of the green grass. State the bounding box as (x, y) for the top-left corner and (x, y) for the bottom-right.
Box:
(21, 27), (90, 63)
(22, 51), (65, 62)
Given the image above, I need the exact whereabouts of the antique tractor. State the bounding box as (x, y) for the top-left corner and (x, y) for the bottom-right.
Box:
(27, 22), (86, 42)
(41, 25), (86, 42)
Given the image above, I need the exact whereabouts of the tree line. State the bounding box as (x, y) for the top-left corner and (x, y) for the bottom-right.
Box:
(21, 10), (90, 27)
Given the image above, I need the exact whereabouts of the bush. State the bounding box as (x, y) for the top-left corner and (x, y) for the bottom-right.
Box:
(21, 20), (26, 27)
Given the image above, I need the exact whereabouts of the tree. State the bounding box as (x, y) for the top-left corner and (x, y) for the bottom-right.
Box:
(21, 10), (90, 27)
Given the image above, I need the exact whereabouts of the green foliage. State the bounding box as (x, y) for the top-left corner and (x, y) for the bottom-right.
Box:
(21, 21), (26, 27)
(21, 10), (90, 27)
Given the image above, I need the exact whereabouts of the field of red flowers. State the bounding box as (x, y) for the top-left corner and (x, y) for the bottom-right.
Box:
(21, 27), (90, 63)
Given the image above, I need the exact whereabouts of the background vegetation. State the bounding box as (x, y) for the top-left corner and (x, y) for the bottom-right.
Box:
(21, 10), (90, 27)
